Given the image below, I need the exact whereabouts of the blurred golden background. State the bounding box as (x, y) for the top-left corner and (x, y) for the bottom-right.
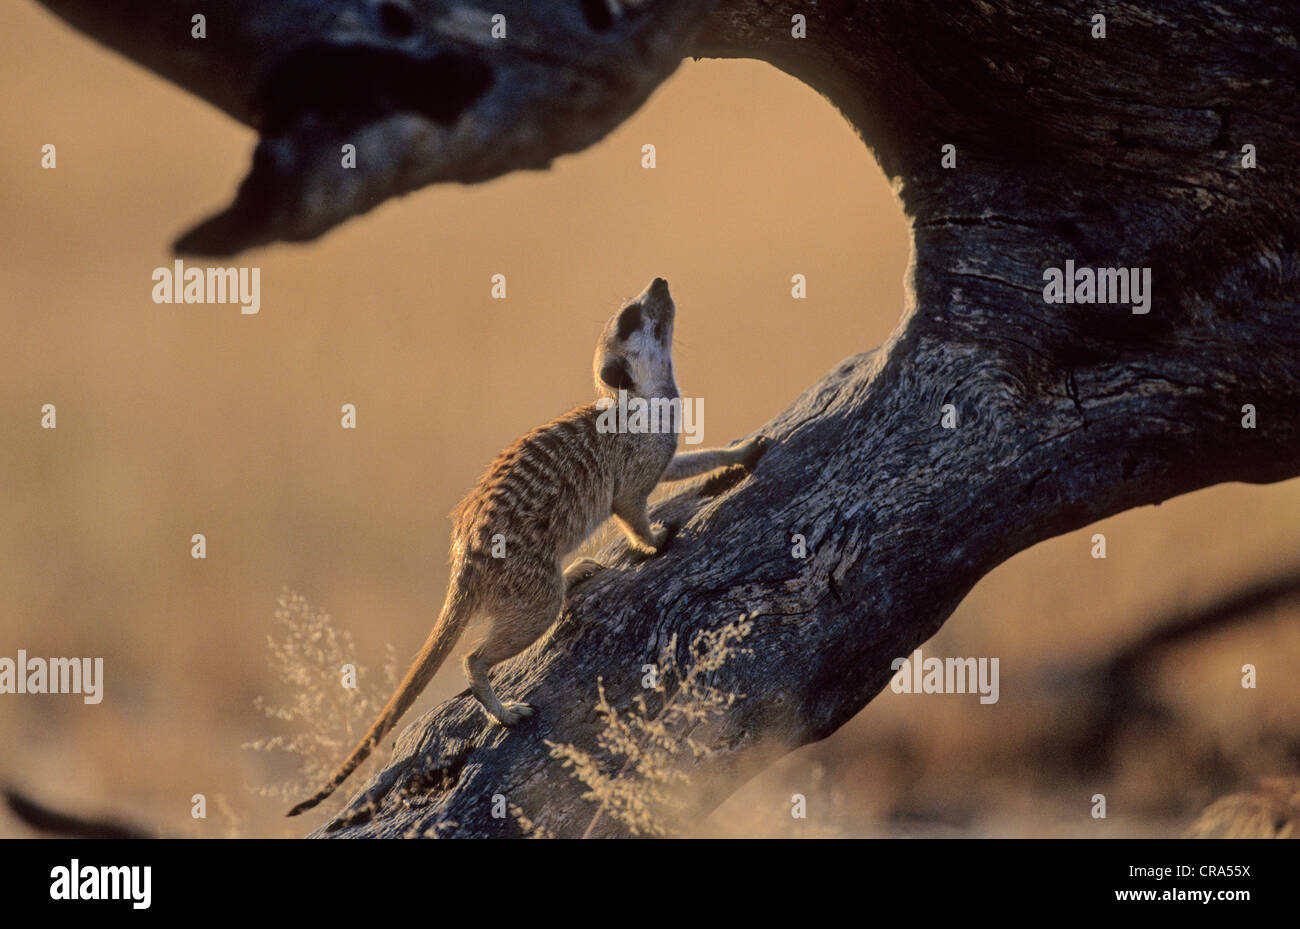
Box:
(2, 1), (1297, 837)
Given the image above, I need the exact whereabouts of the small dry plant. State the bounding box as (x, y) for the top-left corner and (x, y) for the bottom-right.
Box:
(1186, 777), (1300, 838)
(243, 588), (399, 806)
(541, 615), (753, 837)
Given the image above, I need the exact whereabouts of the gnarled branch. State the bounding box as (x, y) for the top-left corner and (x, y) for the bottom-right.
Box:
(33, 0), (1300, 836)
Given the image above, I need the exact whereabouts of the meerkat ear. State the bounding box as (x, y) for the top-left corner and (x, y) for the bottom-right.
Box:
(599, 358), (634, 391)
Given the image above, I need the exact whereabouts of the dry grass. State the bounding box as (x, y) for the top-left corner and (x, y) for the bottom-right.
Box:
(1186, 778), (1300, 838)
(242, 589), (399, 810)
(540, 617), (752, 837)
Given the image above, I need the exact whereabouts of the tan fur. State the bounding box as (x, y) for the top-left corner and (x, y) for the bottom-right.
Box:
(288, 278), (767, 816)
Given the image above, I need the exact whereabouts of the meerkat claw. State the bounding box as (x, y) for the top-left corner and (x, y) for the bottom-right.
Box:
(638, 521), (677, 557)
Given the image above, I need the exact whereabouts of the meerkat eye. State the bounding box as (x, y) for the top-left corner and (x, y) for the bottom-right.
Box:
(599, 358), (634, 391)
(652, 320), (665, 340)
(616, 304), (643, 341)
(580, 0), (615, 32)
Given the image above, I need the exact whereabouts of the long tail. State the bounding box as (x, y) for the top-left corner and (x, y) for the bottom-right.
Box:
(286, 580), (475, 817)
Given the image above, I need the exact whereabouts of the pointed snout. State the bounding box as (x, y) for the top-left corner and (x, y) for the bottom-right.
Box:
(638, 276), (675, 320)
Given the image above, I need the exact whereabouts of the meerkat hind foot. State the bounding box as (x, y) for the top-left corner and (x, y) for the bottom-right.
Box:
(496, 702), (535, 726)
(563, 558), (606, 595)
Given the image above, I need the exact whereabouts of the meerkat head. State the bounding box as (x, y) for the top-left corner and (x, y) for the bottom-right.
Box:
(593, 277), (677, 400)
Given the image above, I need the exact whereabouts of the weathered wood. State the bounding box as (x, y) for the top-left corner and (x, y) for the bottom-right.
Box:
(33, 0), (719, 254)
(32, 0), (1300, 836)
(318, 0), (1300, 838)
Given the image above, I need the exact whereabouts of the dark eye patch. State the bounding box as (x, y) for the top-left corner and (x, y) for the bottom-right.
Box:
(599, 359), (634, 391)
(616, 305), (643, 341)
(580, 0), (614, 32)
(653, 320), (664, 340)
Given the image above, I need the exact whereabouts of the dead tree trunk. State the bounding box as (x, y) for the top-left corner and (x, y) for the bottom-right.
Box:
(34, 0), (1300, 836)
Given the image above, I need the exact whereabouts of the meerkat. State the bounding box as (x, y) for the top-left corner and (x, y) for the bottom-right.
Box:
(288, 277), (768, 816)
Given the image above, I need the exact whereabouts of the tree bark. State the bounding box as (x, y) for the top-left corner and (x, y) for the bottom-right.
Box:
(32, 0), (1300, 836)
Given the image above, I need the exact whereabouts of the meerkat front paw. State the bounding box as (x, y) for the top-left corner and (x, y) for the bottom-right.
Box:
(629, 521), (675, 558)
(647, 521), (682, 555)
(649, 522), (671, 552)
(736, 434), (772, 471)
(496, 702), (535, 726)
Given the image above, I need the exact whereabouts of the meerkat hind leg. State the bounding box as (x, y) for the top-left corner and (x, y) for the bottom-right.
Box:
(612, 497), (668, 555)
(463, 589), (562, 725)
